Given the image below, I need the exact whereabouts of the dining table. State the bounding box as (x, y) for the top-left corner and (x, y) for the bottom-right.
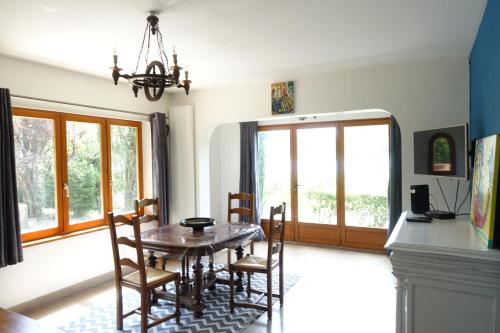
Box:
(138, 222), (262, 317)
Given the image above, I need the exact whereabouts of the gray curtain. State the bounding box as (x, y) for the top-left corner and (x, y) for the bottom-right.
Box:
(0, 88), (23, 268)
(239, 122), (261, 228)
(388, 115), (402, 237)
(150, 112), (170, 226)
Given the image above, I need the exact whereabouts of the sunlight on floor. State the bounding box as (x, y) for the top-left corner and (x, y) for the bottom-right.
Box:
(27, 243), (395, 333)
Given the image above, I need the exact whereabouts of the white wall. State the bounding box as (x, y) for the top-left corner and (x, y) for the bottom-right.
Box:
(0, 55), (167, 308)
(168, 56), (470, 220)
(209, 123), (241, 222)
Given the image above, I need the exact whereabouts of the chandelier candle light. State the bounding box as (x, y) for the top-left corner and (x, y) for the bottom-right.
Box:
(111, 13), (191, 101)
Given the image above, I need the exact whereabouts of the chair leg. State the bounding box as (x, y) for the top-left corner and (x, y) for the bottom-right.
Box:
(227, 249), (232, 265)
(148, 291), (152, 314)
(267, 271), (273, 320)
(141, 290), (149, 333)
(279, 263), (284, 306)
(175, 277), (181, 325)
(247, 272), (251, 299)
(116, 284), (123, 330)
(162, 256), (168, 292)
(250, 240), (254, 255)
(229, 269), (235, 313)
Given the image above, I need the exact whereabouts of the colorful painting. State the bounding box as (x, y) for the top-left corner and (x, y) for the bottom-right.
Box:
(470, 135), (500, 248)
(271, 81), (294, 115)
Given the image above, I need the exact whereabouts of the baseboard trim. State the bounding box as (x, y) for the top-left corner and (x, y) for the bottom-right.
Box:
(9, 270), (116, 314)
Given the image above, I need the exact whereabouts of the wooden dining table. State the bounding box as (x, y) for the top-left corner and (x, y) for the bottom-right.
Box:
(138, 222), (261, 317)
(0, 308), (64, 333)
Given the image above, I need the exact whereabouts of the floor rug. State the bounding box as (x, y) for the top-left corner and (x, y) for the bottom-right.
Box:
(58, 267), (299, 333)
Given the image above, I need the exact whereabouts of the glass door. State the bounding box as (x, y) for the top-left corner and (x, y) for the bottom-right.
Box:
(295, 125), (340, 244)
(62, 115), (108, 232)
(258, 118), (390, 250)
(257, 127), (293, 239)
(342, 121), (389, 249)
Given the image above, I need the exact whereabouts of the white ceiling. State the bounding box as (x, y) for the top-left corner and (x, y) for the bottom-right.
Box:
(0, 0), (486, 90)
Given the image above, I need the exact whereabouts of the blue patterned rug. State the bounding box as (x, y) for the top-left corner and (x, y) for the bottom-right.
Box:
(58, 268), (299, 333)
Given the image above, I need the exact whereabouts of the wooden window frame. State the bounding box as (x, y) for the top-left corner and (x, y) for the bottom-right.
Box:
(13, 107), (144, 242)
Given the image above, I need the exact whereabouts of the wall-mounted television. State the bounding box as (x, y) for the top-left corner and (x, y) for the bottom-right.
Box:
(413, 124), (469, 179)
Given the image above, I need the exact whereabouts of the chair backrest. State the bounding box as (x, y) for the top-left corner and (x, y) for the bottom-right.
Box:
(267, 202), (286, 266)
(135, 197), (161, 227)
(227, 192), (255, 224)
(108, 213), (147, 287)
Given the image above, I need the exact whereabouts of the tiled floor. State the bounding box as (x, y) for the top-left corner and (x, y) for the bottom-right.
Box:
(25, 242), (395, 332)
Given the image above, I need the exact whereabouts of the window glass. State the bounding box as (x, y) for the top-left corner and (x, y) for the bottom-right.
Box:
(257, 130), (292, 219)
(296, 127), (337, 224)
(14, 116), (58, 234)
(344, 125), (389, 228)
(110, 125), (139, 214)
(66, 121), (103, 224)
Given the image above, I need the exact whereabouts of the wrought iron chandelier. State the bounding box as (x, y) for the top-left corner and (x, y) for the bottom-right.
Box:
(111, 13), (191, 101)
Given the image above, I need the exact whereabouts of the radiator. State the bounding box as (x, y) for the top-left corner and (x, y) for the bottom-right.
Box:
(169, 105), (196, 223)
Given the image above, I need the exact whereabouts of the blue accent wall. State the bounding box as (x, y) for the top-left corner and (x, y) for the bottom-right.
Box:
(470, 0), (500, 141)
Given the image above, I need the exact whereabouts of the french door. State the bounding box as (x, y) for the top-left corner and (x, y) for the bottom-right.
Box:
(258, 118), (390, 251)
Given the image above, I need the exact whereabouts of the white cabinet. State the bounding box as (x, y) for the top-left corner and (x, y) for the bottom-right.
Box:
(386, 212), (500, 333)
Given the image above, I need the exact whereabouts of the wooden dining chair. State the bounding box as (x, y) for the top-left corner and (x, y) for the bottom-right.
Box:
(108, 213), (181, 332)
(135, 198), (192, 291)
(227, 192), (255, 264)
(229, 202), (286, 320)
(134, 198), (161, 227)
(135, 198), (168, 268)
(228, 192), (255, 224)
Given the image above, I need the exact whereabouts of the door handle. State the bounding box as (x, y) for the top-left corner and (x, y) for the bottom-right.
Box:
(64, 183), (70, 198)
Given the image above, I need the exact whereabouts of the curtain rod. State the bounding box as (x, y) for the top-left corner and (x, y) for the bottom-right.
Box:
(11, 94), (157, 118)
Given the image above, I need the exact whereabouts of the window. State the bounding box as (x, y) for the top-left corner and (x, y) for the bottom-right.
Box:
(13, 108), (143, 242)
(109, 121), (142, 214)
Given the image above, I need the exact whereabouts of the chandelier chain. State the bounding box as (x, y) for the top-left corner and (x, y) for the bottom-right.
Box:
(134, 23), (149, 74)
(156, 29), (171, 72)
(145, 25), (151, 67)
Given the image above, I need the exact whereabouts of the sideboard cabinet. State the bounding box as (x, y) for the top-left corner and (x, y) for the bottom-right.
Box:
(386, 212), (500, 333)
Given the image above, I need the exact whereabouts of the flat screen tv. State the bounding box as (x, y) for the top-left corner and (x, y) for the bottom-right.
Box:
(413, 124), (469, 179)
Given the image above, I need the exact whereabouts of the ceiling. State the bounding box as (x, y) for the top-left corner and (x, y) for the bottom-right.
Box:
(0, 0), (486, 90)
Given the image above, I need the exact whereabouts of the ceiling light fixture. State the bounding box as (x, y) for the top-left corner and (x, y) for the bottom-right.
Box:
(111, 13), (191, 101)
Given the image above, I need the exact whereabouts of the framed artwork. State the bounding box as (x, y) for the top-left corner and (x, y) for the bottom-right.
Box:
(470, 134), (500, 248)
(271, 81), (294, 115)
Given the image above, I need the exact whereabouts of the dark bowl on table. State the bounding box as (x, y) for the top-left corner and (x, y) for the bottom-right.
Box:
(180, 217), (216, 232)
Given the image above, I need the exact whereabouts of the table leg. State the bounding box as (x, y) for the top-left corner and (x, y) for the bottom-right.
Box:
(208, 253), (216, 291)
(236, 246), (244, 292)
(193, 255), (204, 318)
(148, 250), (158, 304)
(180, 256), (189, 294)
(148, 250), (157, 268)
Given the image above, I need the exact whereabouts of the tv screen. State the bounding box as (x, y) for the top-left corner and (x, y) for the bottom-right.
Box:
(413, 124), (469, 179)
